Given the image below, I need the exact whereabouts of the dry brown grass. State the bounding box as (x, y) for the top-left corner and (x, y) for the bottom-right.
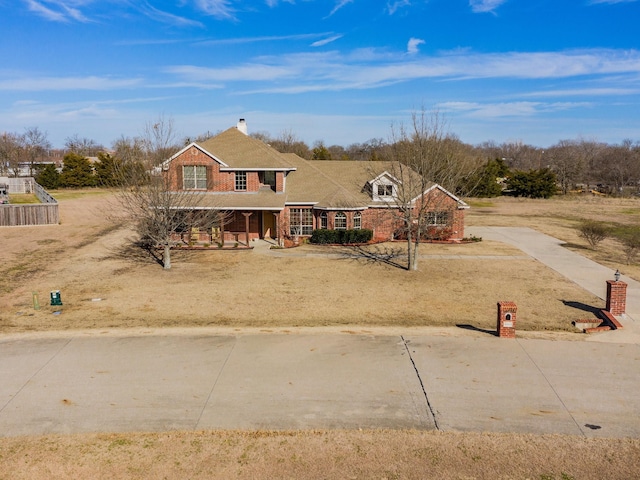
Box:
(467, 195), (640, 281)
(0, 191), (608, 334)
(1, 430), (638, 480)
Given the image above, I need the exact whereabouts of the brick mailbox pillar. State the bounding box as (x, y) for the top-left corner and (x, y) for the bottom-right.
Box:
(497, 301), (517, 338)
(606, 280), (627, 316)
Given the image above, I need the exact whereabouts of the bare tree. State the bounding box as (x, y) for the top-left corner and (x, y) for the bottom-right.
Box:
(142, 114), (180, 167)
(114, 168), (226, 269)
(381, 109), (472, 271)
(64, 134), (103, 156)
(112, 118), (226, 269)
(547, 139), (585, 194)
(23, 127), (51, 176)
(0, 132), (22, 176)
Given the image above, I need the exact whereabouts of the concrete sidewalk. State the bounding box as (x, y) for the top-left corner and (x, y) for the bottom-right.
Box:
(0, 331), (638, 438)
(468, 226), (640, 343)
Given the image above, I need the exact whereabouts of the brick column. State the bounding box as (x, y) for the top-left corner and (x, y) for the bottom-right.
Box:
(606, 280), (627, 316)
(497, 301), (517, 338)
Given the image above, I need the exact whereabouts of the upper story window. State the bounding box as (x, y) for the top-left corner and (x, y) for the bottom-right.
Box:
(235, 171), (247, 191)
(334, 212), (347, 230)
(183, 165), (207, 190)
(377, 184), (393, 196)
(260, 171), (276, 190)
(353, 212), (362, 230)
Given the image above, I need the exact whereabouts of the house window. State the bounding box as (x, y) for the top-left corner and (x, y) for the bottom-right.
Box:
(426, 211), (450, 226)
(377, 184), (393, 196)
(353, 212), (361, 230)
(334, 212), (347, 230)
(261, 171), (276, 189)
(235, 171), (247, 191)
(183, 165), (207, 190)
(289, 208), (313, 236)
(320, 212), (328, 229)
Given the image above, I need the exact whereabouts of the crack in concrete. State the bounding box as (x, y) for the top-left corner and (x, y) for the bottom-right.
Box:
(401, 335), (439, 430)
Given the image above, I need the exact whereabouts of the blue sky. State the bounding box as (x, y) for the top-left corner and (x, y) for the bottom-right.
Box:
(1, 0), (639, 149)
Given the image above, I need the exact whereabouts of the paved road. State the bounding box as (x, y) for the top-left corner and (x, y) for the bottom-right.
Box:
(0, 330), (638, 438)
(1, 227), (638, 438)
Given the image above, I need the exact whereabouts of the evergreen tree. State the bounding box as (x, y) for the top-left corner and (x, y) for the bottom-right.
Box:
(94, 152), (121, 187)
(35, 163), (60, 189)
(59, 152), (96, 188)
(468, 158), (509, 197)
(506, 168), (557, 198)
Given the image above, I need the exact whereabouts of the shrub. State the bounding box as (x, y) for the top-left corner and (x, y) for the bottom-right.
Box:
(578, 221), (610, 249)
(620, 228), (640, 265)
(310, 229), (373, 245)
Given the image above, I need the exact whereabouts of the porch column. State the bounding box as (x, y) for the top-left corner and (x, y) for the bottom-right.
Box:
(273, 212), (281, 247)
(219, 213), (225, 245)
(242, 212), (253, 246)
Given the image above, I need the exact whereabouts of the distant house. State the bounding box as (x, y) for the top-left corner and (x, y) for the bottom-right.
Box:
(162, 119), (468, 246)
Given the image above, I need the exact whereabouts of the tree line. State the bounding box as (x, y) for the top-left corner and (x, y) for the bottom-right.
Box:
(1, 119), (639, 198)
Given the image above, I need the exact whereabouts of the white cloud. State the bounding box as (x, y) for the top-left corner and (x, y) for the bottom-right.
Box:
(407, 37), (424, 54)
(192, 0), (236, 19)
(0, 75), (143, 91)
(159, 48), (640, 94)
(328, 0), (353, 17)
(469, 0), (507, 14)
(437, 101), (591, 118)
(311, 35), (343, 47)
(24, 0), (90, 22)
(589, 0), (638, 4)
(387, 0), (410, 15)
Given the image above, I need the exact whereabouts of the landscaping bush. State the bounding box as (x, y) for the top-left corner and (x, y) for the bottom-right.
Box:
(310, 229), (373, 244)
(578, 220), (610, 249)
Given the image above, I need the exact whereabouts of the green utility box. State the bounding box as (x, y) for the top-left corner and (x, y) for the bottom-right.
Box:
(50, 290), (62, 306)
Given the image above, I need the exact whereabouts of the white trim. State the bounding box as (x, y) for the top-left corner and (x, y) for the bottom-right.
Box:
(161, 143), (229, 170)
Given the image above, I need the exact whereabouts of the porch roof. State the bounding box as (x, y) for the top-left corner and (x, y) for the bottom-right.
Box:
(174, 189), (287, 211)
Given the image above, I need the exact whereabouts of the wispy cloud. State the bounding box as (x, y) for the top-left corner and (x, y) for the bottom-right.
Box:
(192, 0), (236, 20)
(24, 0), (90, 22)
(407, 37), (424, 54)
(162, 48), (640, 95)
(387, 0), (410, 15)
(138, 2), (204, 27)
(469, 0), (507, 14)
(438, 101), (590, 118)
(195, 33), (332, 46)
(328, 0), (353, 17)
(588, 0), (638, 4)
(0, 75), (143, 91)
(311, 35), (343, 47)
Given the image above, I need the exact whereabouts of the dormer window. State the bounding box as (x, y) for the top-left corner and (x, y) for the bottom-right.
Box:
(377, 184), (393, 196)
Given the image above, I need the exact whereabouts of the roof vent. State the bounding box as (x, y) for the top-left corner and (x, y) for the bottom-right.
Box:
(237, 118), (248, 135)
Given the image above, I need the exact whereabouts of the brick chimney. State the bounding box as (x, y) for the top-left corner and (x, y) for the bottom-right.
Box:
(237, 118), (248, 135)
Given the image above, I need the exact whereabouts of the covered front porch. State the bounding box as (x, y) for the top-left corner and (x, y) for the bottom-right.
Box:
(174, 209), (283, 249)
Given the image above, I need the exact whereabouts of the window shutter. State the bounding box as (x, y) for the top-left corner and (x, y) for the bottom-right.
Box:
(177, 165), (183, 190)
(206, 165), (214, 190)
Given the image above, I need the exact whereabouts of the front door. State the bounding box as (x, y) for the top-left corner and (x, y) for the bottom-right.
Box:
(262, 211), (275, 239)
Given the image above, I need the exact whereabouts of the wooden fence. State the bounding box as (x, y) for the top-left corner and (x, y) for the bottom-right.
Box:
(0, 204), (59, 226)
(0, 178), (59, 226)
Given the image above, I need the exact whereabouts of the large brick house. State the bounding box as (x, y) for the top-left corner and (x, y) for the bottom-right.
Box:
(162, 119), (468, 247)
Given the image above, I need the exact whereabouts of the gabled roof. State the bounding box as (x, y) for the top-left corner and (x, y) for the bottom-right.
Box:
(198, 127), (296, 171)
